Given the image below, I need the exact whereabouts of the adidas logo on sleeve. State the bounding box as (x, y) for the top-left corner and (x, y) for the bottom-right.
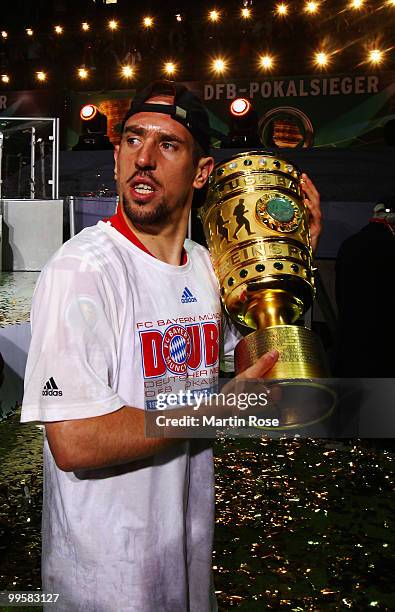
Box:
(181, 287), (197, 303)
(42, 377), (63, 397)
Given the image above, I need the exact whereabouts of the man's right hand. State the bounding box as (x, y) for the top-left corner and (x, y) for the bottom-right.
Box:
(235, 349), (279, 380)
(216, 349), (281, 417)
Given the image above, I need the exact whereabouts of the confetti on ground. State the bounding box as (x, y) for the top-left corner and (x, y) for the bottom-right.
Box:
(0, 272), (39, 327)
(0, 412), (394, 610)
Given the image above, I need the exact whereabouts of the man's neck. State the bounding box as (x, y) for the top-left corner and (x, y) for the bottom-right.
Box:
(120, 205), (190, 265)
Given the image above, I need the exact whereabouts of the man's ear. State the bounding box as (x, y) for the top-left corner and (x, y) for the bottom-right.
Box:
(193, 156), (215, 190)
(114, 145), (119, 180)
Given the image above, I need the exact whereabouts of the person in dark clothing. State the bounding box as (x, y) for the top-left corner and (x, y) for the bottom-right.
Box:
(335, 199), (395, 377)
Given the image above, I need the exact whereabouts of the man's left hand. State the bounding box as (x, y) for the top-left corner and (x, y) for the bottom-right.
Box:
(300, 173), (322, 253)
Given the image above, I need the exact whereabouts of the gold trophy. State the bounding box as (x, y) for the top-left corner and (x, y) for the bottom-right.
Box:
(199, 151), (334, 428)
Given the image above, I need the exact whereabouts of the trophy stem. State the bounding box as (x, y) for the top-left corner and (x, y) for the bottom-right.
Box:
(243, 289), (304, 330)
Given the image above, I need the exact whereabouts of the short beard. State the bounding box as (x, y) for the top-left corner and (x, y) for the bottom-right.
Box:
(121, 192), (171, 228)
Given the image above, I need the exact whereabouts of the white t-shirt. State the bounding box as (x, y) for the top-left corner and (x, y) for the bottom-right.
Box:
(21, 221), (239, 612)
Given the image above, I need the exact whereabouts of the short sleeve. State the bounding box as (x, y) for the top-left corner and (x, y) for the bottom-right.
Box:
(220, 312), (243, 373)
(21, 255), (125, 423)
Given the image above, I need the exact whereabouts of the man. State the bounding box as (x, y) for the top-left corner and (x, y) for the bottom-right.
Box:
(21, 80), (321, 611)
(335, 198), (395, 377)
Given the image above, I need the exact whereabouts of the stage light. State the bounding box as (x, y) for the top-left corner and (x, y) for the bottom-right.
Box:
(108, 20), (118, 30)
(223, 98), (260, 147)
(314, 51), (329, 67)
(212, 58), (227, 74)
(368, 49), (384, 64)
(209, 10), (220, 22)
(387, 0), (395, 6)
(230, 98), (251, 117)
(82, 22), (90, 32)
(74, 105), (113, 151)
(241, 8), (251, 18)
(78, 68), (89, 79)
(276, 3), (288, 16)
(305, 2), (319, 13)
(143, 16), (154, 28)
(350, 0), (364, 8)
(80, 104), (98, 121)
(26, 28), (34, 36)
(54, 25), (63, 35)
(1, 31), (8, 39)
(175, 14), (182, 22)
(36, 71), (47, 82)
(259, 54), (274, 70)
(164, 61), (177, 76)
(121, 65), (134, 78)
(1, 74), (10, 84)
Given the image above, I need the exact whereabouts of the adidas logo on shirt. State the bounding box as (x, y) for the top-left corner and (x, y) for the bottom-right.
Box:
(181, 287), (197, 303)
(42, 377), (63, 397)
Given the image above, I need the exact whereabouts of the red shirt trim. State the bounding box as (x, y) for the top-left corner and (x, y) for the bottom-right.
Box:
(104, 206), (188, 264)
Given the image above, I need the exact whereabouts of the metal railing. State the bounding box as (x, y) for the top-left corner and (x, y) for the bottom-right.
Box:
(0, 117), (59, 200)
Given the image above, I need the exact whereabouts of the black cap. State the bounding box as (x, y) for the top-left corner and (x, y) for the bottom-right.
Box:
(121, 80), (211, 154)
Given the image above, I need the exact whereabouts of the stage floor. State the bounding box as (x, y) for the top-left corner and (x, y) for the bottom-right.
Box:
(0, 272), (38, 420)
(0, 410), (394, 610)
(0, 273), (394, 609)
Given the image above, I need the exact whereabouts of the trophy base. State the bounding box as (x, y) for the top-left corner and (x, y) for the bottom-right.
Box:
(235, 325), (330, 378)
(235, 325), (334, 429)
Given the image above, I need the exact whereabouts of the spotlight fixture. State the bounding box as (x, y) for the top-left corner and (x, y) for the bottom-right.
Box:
(314, 51), (330, 67)
(209, 10), (220, 22)
(223, 98), (260, 147)
(108, 20), (118, 30)
(368, 49), (384, 64)
(121, 65), (134, 78)
(78, 68), (89, 79)
(54, 25), (63, 34)
(259, 54), (274, 70)
(230, 98), (251, 117)
(80, 104), (98, 121)
(143, 16), (154, 28)
(36, 71), (47, 82)
(276, 3), (288, 16)
(1, 74), (10, 83)
(212, 58), (227, 74)
(82, 22), (90, 32)
(74, 105), (113, 150)
(164, 61), (177, 76)
(305, 2), (319, 13)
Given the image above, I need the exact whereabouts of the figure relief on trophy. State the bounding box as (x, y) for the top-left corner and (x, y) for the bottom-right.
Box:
(215, 209), (230, 245)
(232, 198), (255, 239)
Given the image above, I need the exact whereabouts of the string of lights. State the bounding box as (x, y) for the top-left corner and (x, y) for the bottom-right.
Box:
(1, 0), (395, 36)
(0, 46), (390, 87)
(1, 0), (395, 35)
